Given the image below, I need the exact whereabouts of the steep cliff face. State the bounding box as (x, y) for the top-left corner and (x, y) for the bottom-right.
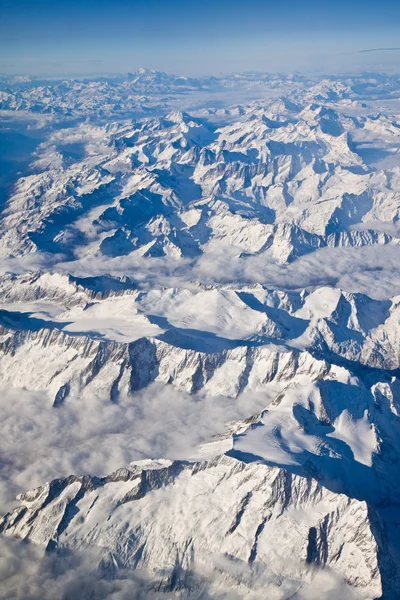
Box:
(0, 323), (330, 401)
(0, 456), (383, 599)
(0, 275), (398, 402)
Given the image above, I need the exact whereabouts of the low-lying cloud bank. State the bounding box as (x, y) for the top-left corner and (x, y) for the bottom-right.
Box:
(0, 537), (364, 600)
(56, 241), (400, 300)
(0, 384), (275, 513)
(2, 241), (398, 300)
(0, 537), (169, 600)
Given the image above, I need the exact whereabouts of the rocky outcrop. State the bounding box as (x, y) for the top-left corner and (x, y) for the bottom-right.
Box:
(0, 456), (382, 599)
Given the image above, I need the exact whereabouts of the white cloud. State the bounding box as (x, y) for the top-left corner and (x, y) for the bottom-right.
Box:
(0, 537), (171, 600)
(0, 537), (363, 600)
(0, 384), (272, 513)
(50, 241), (400, 300)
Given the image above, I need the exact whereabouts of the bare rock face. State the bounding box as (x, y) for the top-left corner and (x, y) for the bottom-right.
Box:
(0, 456), (382, 599)
(0, 321), (330, 402)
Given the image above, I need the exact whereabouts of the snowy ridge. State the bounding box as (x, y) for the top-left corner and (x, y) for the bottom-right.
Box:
(1, 99), (399, 264)
(2, 71), (400, 119)
(0, 456), (383, 599)
(1, 73), (400, 598)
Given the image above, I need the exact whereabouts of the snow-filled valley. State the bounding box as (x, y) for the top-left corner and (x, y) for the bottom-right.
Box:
(0, 70), (400, 599)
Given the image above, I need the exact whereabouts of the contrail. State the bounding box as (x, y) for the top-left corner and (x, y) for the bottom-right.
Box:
(359, 47), (400, 53)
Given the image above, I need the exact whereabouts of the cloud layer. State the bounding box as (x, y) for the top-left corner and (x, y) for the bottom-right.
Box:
(52, 242), (400, 301)
(0, 384), (275, 513)
(0, 537), (363, 600)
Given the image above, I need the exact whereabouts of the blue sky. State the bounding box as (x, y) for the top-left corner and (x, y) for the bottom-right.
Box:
(1, 0), (399, 76)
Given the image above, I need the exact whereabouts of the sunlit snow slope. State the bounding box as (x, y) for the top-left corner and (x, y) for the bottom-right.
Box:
(1, 71), (400, 599)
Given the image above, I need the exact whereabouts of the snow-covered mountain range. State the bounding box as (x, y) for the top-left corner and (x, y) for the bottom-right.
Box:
(1, 70), (400, 120)
(0, 71), (400, 599)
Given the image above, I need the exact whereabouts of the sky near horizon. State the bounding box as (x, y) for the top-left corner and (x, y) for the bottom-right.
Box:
(1, 0), (399, 76)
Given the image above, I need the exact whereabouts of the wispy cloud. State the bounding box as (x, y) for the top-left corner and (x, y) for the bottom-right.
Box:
(359, 47), (400, 53)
